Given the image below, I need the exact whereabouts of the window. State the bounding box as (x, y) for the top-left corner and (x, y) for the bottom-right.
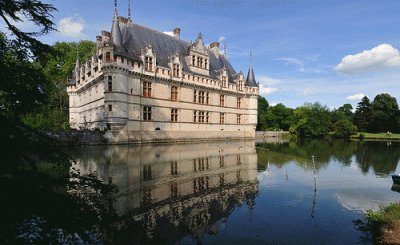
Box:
(239, 80), (243, 91)
(113, 55), (117, 62)
(171, 86), (178, 101)
(173, 64), (180, 77)
(206, 92), (209, 104)
(237, 114), (241, 124)
(220, 95), (225, 107)
(105, 52), (111, 62)
(145, 56), (153, 71)
(107, 76), (112, 91)
(237, 98), (241, 108)
(121, 57), (124, 63)
(143, 165), (152, 180)
(220, 113), (225, 124)
(143, 82), (152, 97)
(199, 111), (205, 123)
(199, 91), (205, 104)
(205, 59), (208, 69)
(193, 110), (197, 122)
(171, 161), (178, 175)
(237, 154), (241, 165)
(193, 90), (197, 102)
(222, 76), (227, 87)
(170, 182), (178, 198)
(171, 109), (178, 122)
(206, 112), (209, 123)
(192, 55), (195, 66)
(143, 106), (152, 121)
(108, 104), (112, 112)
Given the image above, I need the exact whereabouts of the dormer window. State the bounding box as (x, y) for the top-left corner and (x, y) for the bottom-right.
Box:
(222, 76), (227, 87)
(145, 56), (153, 71)
(173, 64), (180, 77)
(105, 52), (111, 62)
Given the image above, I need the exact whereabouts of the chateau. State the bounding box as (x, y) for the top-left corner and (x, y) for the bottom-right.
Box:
(67, 1), (259, 143)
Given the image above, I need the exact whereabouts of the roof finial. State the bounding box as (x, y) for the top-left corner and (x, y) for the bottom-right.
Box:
(128, 0), (131, 22)
(114, 0), (118, 16)
(249, 51), (253, 67)
(224, 40), (227, 58)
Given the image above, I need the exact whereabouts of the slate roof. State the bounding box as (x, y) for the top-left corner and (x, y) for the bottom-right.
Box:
(119, 23), (242, 83)
(245, 66), (258, 87)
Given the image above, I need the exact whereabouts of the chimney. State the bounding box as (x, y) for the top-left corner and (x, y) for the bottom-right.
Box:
(210, 42), (220, 58)
(173, 27), (181, 39)
(96, 36), (102, 48)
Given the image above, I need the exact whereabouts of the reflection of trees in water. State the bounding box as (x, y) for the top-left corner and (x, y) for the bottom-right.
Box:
(354, 142), (400, 176)
(258, 140), (400, 176)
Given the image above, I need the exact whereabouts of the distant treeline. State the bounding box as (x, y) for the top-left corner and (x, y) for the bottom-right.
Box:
(257, 94), (400, 138)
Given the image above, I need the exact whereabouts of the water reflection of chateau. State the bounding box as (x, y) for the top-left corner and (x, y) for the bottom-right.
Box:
(71, 141), (258, 242)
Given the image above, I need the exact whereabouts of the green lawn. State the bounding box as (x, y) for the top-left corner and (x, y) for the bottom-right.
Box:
(351, 132), (400, 140)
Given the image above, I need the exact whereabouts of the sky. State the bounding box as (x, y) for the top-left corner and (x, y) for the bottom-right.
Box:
(2, 0), (400, 109)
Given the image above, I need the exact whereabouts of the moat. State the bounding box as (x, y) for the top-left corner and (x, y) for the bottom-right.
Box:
(58, 139), (399, 244)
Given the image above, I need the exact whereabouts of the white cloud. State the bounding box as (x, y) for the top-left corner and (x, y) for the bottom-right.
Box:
(58, 16), (85, 38)
(259, 84), (278, 96)
(163, 31), (174, 37)
(335, 44), (400, 74)
(346, 93), (366, 101)
(218, 36), (226, 42)
(276, 57), (305, 72)
(258, 76), (280, 85)
(303, 88), (313, 96)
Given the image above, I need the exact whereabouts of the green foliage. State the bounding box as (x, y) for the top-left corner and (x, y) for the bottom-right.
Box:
(354, 96), (372, 132)
(369, 93), (400, 133)
(332, 116), (357, 138)
(257, 96), (269, 130)
(363, 203), (400, 229)
(337, 103), (353, 122)
(0, 33), (51, 116)
(22, 41), (96, 130)
(290, 102), (331, 138)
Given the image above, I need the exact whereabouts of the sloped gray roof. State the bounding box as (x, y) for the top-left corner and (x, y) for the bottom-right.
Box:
(119, 23), (237, 80)
(245, 66), (258, 87)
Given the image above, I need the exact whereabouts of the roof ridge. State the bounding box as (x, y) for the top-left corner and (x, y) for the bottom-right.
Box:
(127, 22), (192, 46)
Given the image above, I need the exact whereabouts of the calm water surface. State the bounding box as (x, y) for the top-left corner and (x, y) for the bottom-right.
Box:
(67, 139), (400, 244)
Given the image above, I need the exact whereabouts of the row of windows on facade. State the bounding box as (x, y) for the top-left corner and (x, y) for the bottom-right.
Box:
(142, 155), (242, 181)
(130, 106), (242, 124)
(104, 55), (245, 90)
(107, 79), (243, 108)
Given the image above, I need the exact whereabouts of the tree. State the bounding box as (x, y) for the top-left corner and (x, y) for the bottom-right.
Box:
(21, 41), (96, 130)
(257, 96), (269, 130)
(331, 112), (356, 138)
(262, 103), (294, 131)
(0, 0), (56, 58)
(369, 93), (400, 133)
(289, 102), (331, 138)
(0, 2), (117, 243)
(354, 96), (372, 132)
(337, 103), (353, 122)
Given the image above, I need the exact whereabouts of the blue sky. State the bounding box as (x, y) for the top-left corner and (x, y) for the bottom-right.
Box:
(2, 0), (400, 109)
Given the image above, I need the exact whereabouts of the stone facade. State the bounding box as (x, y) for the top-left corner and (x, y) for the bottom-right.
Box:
(67, 3), (259, 144)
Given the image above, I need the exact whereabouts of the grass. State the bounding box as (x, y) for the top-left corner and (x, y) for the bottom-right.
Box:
(365, 203), (400, 224)
(351, 132), (400, 140)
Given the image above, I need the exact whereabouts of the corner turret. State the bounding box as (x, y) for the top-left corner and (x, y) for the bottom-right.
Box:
(245, 51), (258, 87)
